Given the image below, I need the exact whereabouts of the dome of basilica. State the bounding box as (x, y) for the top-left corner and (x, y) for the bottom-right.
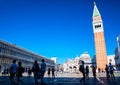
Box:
(80, 52), (91, 63)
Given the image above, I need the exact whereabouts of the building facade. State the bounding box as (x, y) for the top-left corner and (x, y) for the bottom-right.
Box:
(63, 52), (92, 73)
(115, 35), (120, 70)
(107, 55), (116, 67)
(51, 57), (57, 64)
(92, 2), (108, 70)
(0, 40), (55, 71)
(51, 57), (57, 71)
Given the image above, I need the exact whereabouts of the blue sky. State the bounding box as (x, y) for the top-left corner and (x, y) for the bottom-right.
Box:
(0, 0), (120, 64)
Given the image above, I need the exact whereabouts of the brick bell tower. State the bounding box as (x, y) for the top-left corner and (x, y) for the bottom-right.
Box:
(92, 2), (108, 70)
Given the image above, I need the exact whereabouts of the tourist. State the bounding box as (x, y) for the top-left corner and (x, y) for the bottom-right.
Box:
(32, 60), (40, 85)
(16, 62), (24, 85)
(79, 61), (85, 84)
(40, 59), (46, 84)
(109, 63), (115, 80)
(92, 66), (96, 78)
(105, 64), (110, 80)
(9, 59), (17, 85)
(47, 68), (51, 78)
(85, 66), (89, 78)
(52, 67), (55, 79)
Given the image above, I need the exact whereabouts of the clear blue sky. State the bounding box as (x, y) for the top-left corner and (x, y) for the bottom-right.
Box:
(0, 0), (120, 64)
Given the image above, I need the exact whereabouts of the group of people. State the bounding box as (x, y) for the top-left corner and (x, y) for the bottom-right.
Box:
(105, 63), (115, 80)
(47, 67), (55, 78)
(79, 61), (115, 84)
(79, 61), (96, 84)
(9, 59), (24, 85)
(32, 59), (46, 85)
(9, 59), (47, 85)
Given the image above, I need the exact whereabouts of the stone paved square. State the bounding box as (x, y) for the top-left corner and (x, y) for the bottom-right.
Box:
(0, 72), (120, 85)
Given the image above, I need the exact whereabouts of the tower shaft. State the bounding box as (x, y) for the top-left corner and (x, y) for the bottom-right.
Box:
(94, 32), (108, 70)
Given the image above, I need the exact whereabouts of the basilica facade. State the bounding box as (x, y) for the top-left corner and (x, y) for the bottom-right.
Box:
(63, 52), (92, 73)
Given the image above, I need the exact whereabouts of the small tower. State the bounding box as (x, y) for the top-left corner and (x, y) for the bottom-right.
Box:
(92, 2), (108, 70)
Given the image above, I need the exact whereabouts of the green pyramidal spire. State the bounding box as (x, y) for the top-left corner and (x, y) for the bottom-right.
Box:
(93, 2), (101, 17)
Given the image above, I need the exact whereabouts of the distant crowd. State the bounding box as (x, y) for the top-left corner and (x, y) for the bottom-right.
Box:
(79, 61), (116, 84)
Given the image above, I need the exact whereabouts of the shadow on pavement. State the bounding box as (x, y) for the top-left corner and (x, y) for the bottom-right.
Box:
(0, 76), (120, 85)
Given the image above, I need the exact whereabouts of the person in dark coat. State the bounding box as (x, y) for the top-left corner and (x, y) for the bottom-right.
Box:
(79, 61), (85, 84)
(105, 64), (110, 80)
(85, 66), (89, 78)
(52, 67), (55, 79)
(47, 68), (51, 77)
(92, 66), (96, 78)
(16, 62), (24, 85)
(32, 60), (40, 85)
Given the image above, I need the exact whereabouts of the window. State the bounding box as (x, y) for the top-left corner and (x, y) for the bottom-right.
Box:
(95, 24), (101, 28)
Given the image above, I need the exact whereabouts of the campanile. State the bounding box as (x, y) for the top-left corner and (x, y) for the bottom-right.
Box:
(92, 2), (108, 70)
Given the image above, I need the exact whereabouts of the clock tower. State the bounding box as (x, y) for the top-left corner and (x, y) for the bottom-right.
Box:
(92, 2), (108, 70)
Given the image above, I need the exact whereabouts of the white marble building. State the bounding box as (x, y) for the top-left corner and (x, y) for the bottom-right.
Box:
(107, 55), (116, 66)
(63, 52), (92, 73)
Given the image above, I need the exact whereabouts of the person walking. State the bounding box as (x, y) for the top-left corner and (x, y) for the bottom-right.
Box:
(85, 66), (89, 79)
(92, 66), (96, 78)
(109, 63), (115, 80)
(9, 59), (17, 85)
(32, 60), (40, 85)
(79, 61), (85, 84)
(47, 68), (51, 78)
(105, 64), (110, 80)
(16, 62), (24, 85)
(40, 59), (46, 84)
(52, 67), (55, 79)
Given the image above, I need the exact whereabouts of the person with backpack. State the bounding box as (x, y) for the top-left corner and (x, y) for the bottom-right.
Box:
(79, 61), (85, 84)
(32, 60), (40, 85)
(109, 63), (115, 80)
(9, 59), (17, 85)
(16, 62), (24, 85)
